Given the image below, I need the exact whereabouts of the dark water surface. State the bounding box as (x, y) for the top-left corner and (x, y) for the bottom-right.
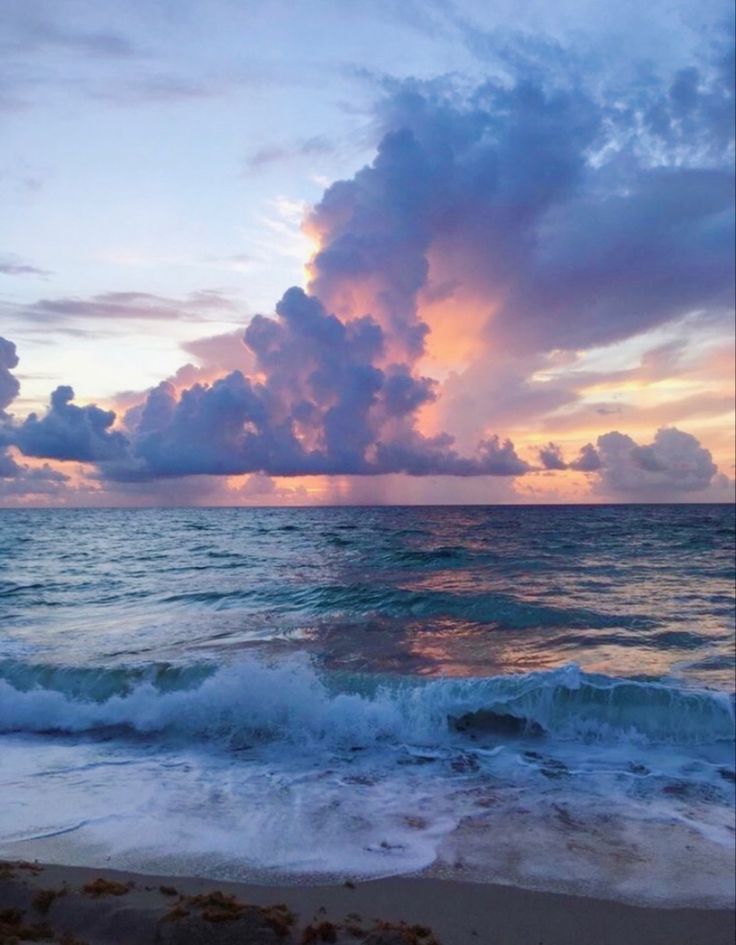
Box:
(1, 504), (734, 682)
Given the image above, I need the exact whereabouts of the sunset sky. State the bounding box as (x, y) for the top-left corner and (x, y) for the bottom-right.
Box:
(1, 0), (734, 506)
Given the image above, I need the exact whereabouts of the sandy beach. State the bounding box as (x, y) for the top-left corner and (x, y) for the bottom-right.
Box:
(0, 860), (733, 945)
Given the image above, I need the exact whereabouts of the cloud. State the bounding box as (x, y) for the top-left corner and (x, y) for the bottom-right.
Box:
(0, 284), (528, 482)
(111, 329), (257, 424)
(1, 9), (137, 60)
(237, 472), (308, 503)
(374, 432), (529, 476)
(245, 136), (336, 172)
(1, 334), (73, 498)
(532, 429), (719, 493)
(0, 323), (726, 502)
(4, 290), (238, 326)
(0, 459), (69, 498)
(109, 286), (526, 479)
(570, 443), (602, 472)
(0, 35), (732, 500)
(92, 75), (223, 105)
(538, 442), (567, 470)
(88, 64), (306, 109)
(595, 427), (718, 495)
(0, 254), (50, 277)
(180, 330), (257, 375)
(15, 386), (129, 463)
(0, 337), (20, 418)
(301, 50), (733, 460)
(0, 450), (19, 478)
(537, 440), (603, 473)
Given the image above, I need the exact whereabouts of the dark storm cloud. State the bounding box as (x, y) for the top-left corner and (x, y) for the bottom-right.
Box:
(0, 451), (20, 478)
(0, 321), (722, 497)
(307, 42), (732, 455)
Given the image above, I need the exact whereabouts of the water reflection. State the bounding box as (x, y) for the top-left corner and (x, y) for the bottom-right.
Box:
(0, 504), (733, 687)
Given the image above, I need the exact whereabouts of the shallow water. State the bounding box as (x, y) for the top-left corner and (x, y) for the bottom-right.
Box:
(0, 505), (734, 904)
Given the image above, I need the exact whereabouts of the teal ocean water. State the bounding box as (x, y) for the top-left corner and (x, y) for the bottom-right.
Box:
(0, 505), (734, 904)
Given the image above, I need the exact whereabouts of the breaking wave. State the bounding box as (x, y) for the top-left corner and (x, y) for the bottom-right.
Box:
(0, 657), (733, 748)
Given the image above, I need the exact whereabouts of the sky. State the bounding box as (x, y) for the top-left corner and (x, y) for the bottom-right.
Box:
(0, 0), (734, 506)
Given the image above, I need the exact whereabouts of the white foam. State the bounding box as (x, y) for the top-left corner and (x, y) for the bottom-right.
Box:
(1, 657), (733, 904)
(1, 657), (733, 747)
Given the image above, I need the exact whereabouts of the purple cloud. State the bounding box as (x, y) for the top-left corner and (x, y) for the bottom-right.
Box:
(538, 442), (567, 470)
(16, 386), (128, 463)
(0, 38), (731, 496)
(0, 255), (50, 277)
(595, 428), (718, 495)
(8, 291), (236, 325)
(0, 337), (20, 418)
(115, 287), (526, 479)
(569, 443), (602, 472)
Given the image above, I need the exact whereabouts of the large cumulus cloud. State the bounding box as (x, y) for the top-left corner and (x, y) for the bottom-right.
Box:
(3, 299), (528, 481)
(535, 428), (721, 496)
(299, 47), (733, 463)
(307, 52), (733, 363)
(16, 385), (128, 463)
(117, 287), (529, 478)
(0, 335), (73, 497)
(595, 427), (719, 496)
(0, 37), (732, 495)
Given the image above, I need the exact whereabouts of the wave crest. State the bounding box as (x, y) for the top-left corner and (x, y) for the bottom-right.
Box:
(0, 658), (733, 748)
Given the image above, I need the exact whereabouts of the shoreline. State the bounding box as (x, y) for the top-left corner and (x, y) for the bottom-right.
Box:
(1, 860), (733, 945)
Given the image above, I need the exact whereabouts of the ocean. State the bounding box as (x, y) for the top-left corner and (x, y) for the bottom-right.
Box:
(0, 504), (734, 906)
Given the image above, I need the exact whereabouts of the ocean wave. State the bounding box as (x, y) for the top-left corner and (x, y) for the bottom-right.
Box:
(158, 582), (655, 631)
(0, 658), (733, 748)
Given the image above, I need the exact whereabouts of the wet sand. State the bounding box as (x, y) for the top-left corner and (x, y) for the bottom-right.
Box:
(0, 860), (733, 945)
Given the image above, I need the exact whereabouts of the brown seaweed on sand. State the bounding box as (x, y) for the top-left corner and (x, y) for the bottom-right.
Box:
(301, 917), (439, 945)
(82, 878), (132, 898)
(301, 920), (339, 943)
(32, 887), (67, 915)
(0, 861), (43, 881)
(0, 907), (53, 943)
(161, 890), (296, 940)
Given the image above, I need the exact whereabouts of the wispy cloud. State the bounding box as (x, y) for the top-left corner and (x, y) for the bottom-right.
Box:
(244, 136), (336, 172)
(0, 254), (50, 277)
(0, 16), (138, 60)
(4, 290), (240, 325)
